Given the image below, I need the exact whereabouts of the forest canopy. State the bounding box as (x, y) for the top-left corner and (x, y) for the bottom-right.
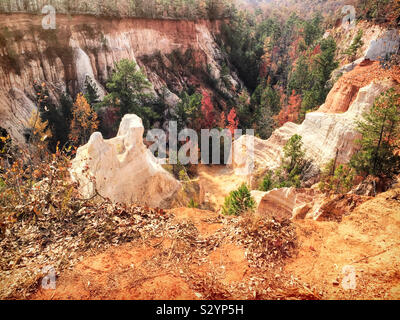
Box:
(0, 0), (235, 19)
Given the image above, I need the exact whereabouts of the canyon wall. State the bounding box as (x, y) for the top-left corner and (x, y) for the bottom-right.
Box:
(233, 63), (399, 186)
(0, 13), (238, 143)
(328, 21), (400, 79)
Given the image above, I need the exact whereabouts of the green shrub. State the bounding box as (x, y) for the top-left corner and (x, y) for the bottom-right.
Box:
(222, 184), (255, 216)
(0, 178), (5, 192)
(260, 170), (274, 192)
(188, 198), (199, 209)
(259, 134), (307, 191)
(319, 160), (355, 194)
(178, 169), (190, 182)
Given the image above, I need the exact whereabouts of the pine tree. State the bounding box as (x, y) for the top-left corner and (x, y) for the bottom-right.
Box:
(101, 59), (155, 129)
(222, 183), (255, 216)
(84, 76), (100, 106)
(172, 91), (202, 132)
(351, 88), (400, 177)
(344, 30), (364, 62)
(282, 134), (305, 175)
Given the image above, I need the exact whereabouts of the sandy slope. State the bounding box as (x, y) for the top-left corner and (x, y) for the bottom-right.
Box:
(32, 165), (400, 300)
(198, 165), (249, 210)
(285, 188), (400, 299)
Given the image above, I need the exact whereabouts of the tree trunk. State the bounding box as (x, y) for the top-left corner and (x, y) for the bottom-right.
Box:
(373, 113), (387, 174)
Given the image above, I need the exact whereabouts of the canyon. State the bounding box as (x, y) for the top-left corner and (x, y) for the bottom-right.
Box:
(1, 3), (400, 301)
(233, 62), (400, 187)
(0, 13), (238, 144)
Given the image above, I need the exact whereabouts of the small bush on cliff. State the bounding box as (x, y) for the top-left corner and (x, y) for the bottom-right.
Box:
(259, 134), (307, 191)
(344, 30), (364, 62)
(319, 159), (355, 194)
(222, 184), (255, 216)
(350, 88), (400, 178)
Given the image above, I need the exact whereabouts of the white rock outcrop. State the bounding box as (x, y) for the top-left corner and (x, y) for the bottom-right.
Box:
(251, 188), (369, 222)
(70, 114), (181, 208)
(332, 28), (400, 79)
(251, 188), (318, 221)
(364, 29), (400, 61)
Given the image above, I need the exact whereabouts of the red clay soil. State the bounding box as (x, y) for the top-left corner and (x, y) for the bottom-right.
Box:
(32, 188), (400, 300)
(318, 61), (400, 113)
(285, 188), (400, 299)
(33, 208), (251, 300)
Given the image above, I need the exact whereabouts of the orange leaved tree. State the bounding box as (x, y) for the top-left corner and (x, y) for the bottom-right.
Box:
(69, 93), (99, 146)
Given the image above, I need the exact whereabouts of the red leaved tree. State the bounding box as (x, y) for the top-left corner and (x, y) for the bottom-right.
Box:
(201, 90), (216, 129)
(218, 111), (226, 129)
(227, 108), (239, 135)
(275, 90), (302, 127)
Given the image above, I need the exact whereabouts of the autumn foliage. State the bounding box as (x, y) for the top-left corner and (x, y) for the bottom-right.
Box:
(227, 108), (239, 135)
(275, 90), (301, 126)
(69, 93), (99, 146)
(200, 91), (216, 129)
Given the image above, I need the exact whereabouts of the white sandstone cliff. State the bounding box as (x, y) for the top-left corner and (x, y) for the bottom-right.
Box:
(70, 114), (181, 208)
(233, 78), (397, 183)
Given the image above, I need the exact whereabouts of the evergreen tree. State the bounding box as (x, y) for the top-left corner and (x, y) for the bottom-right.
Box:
(84, 76), (100, 106)
(101, 59), (157, 129)
(171, 91), (202, 132)
(222, 183), (255, 216)
(302, 13), (323, 46)
(299, 36), (338, 118)
(344, 30), (364, 61)
(350, 88), (400, 177)
(282, 134), (305, 175)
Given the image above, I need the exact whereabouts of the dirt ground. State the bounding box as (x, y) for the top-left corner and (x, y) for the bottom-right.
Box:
(32, 167), (400, 300)
(198, 165), (248, 210)
(285, 188), (400, 300)
(33, 208), (250, 300)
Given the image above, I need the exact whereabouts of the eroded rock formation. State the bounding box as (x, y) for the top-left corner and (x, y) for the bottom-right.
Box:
(0, 14), (239, 144)
(252, 188), (370, 222)
(70, 114), (181, 208)
(233, 63), (398, 185)
(330, 21), (400, 77)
